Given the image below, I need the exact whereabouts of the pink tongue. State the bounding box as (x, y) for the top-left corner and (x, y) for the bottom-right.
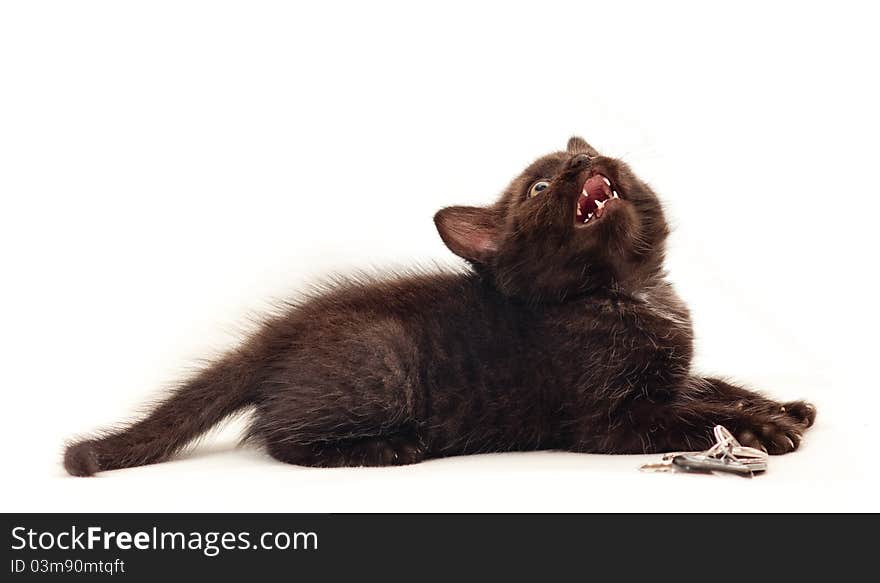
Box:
(583, 175), (610, 200)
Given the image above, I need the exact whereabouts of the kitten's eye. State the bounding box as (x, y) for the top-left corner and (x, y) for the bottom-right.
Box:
(529, 180), (550, 198)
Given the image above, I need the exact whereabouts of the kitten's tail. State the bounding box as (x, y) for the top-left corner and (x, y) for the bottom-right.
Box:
(63, 347), (265, 477)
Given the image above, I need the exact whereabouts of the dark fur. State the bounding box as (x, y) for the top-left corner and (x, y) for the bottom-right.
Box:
(64, 137), (816, 476)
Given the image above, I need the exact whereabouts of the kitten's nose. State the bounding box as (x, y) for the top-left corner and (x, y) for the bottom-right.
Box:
(567, 153), (592, 172)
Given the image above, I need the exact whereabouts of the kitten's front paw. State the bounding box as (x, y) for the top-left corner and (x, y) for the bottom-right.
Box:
(780, 400), (817, 428)
(735, 414), (805, 455)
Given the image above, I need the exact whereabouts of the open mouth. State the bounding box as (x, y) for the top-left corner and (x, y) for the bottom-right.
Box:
(576, 173), (620, 226)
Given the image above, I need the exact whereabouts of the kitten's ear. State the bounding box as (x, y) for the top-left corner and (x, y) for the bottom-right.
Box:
(567, 136), (598, 156)
(434, 206), (500, 264)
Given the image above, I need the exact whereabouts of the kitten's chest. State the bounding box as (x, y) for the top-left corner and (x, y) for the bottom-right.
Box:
(534, 291), (694, 388)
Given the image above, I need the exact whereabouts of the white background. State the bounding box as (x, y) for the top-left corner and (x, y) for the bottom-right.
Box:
(1, 1), (877, 511)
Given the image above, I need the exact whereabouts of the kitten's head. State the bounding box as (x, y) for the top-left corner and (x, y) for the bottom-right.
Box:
(435, 137), (669, 302)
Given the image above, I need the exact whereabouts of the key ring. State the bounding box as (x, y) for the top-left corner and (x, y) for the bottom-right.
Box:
(639, 425), (769, 477)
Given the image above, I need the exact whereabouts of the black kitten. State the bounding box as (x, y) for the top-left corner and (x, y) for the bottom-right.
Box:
(64, 137), (815, 475)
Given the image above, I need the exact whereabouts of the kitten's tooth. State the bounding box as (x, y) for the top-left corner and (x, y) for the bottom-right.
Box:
(602, 177), (612, 187)
(577, 206), (582, 216)
(612, 191), (619, 199)
(582, 188), (588, 197)
(595, 198), (606, 209)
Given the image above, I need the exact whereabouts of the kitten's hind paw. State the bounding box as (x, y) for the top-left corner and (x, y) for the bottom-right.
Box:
(286, 434), (427, 468)
(346, 435), (426, 467)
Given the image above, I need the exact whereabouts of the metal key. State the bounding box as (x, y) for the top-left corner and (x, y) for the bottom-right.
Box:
(671, 454), (765, 477)
(641, 454), (765, 476)
(639, 461), (677, 473)
(639, 425), (768, 477)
